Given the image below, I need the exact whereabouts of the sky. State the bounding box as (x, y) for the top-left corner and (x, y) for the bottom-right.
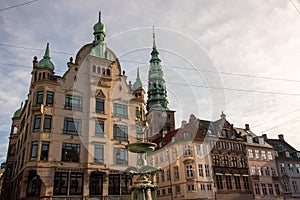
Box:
(1, 0), (300, 163)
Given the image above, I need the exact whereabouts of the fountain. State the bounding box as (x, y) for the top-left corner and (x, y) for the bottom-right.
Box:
(123, 130), (158, 200)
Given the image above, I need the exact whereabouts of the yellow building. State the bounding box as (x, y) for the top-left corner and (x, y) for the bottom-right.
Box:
(1, 13), (146, 200)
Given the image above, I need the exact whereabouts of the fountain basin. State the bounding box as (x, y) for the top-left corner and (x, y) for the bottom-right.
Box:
(126, 142), (157, 153)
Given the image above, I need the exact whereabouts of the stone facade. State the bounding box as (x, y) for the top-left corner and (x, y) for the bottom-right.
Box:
(0, 13), (145, 200)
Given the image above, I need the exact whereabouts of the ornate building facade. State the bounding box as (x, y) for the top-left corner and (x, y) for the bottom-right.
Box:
(1, 13), (146, 200)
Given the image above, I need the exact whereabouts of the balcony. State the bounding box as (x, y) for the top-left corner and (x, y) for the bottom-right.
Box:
(183, 154), (194, 163)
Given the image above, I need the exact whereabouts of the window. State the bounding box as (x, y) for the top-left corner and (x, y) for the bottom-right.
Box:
(258, 167), (263, 176)
(175, 185), (180, 193)
(95, 119), (104, 136)
(213, 155), (220, 166)
(166, 169), (171, 181)
(254, 183), (260, 195)
(33, 115), (41, 132)
(168, 187), (172, 194)
(196, 144), (202, 156)
(262, 183), (267, 195)
(53, 172), (68, 195)
(296, 164), (300, 174)
(251, 166), (257, 175)
(92, 65), (96, 72)
(274, 150), (278, 157)
(96, 98), (104, 113)
(113, 148), (128, 165)
(94, 144), (104, 163)
(198, 164), (204, 177)
(36, 91), (43, 105)
(229, 142), (234, 150)
(185, 164), (194, 178)
(183, 132), (192, 139)
(61, 143), (80, 162)
(53, 172), (83, 196)
(221, 141), (226, 149)
(274, 183), (280, 195)
(235, 176), (241, 189)
(223, 156), (229, 167)
(65, 95), (83, 111)
(292, 181), (298, 193)
(160, 153), (164, 162)
(113, 124), (128, 141)
(161, 170), (165, 182)
(26, 171), (41, 197)
(265, 167), (270, 176)
(30, 141), (38, 161)
(201, 184), (205, 190)
(172, 147), (178, 160)
(261, 151), (266, 160)
(288, 163), (294, 173)
(40, 141), (49, 161)
(283, 179), (290, 192)
(279, 163), (286, 173)
(63, 117), (81, 135)
(156, 173), (159, 183)
(44, 115), (52, 132)
(207, 184), (212, 191)
(231, 157), (237, 167)
(222, 129), (227, 137)
(174, 166), (179, 180)
(268, 184), (274, 195)
(286, 151), (290, 157)
(271, 168), (276, 176)
(162, 188), (166, 195)
(184, 145), (192, 156)
(46, 91), (54, 106)
(113, 104), (127, 118)
(267, 151), (273, 160)
(70, 173), (83, 195)
(226, 176), (232, 189)
(243, 176), (250, 190)
(255, 150), (260, 159)
(89, 173), (104, 195)
(240, 157), (246, 168)
(187, 184), (195, 192)
(205, 165), (210, 177)
(216, 175), (223, 189)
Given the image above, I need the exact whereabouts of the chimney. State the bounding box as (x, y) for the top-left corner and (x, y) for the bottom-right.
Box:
(262, 134), (268, 140)
(245, 124), (250, 130)
(181, 120), (187, 128)
(278, 134), (284, 141)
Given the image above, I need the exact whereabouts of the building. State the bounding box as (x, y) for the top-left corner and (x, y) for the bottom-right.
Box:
(1, 13), (147, 200)
(236, 125), (283, 200)
(149, 114), (216, 200)
(264, 134), (300, 200)
(0, 163), (5, 198)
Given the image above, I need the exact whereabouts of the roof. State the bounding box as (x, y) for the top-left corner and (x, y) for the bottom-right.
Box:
(266, 137), (300, 159)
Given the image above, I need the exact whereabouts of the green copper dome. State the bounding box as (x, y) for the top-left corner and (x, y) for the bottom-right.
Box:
(13, 102), (24, 118)
(133, 68), (144, 90)
(38, 43), (55, 71)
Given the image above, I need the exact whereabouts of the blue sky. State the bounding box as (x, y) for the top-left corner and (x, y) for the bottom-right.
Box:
(1, 0), (300, 163)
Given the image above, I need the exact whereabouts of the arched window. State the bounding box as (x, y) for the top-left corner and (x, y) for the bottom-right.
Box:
(106, 69), (111, 76)
(13, 126), (18, 134)
(102, 68), (106, 75)
(92, 65), (96, 73)
(97, 67), (101, 74)
(26, 170), (41, 197)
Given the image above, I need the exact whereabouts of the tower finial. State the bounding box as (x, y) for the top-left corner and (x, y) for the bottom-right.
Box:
(44, 43), (50, 59)
(99, 11), (101, 22)
(152, 26), (156, 49)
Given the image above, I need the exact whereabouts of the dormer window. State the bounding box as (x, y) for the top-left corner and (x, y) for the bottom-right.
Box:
(297, 152), (300, 158)
(246, 135), (253, 143)
(258, 137), (264, 145)
(274, 151), (279, 157)
(171, 136), (176, 143)
(286, 151), (290, 158)
(222, 129), (227, 138)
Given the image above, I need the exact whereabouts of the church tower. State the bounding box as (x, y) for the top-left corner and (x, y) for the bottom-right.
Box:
(146, 27), (175, 140)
